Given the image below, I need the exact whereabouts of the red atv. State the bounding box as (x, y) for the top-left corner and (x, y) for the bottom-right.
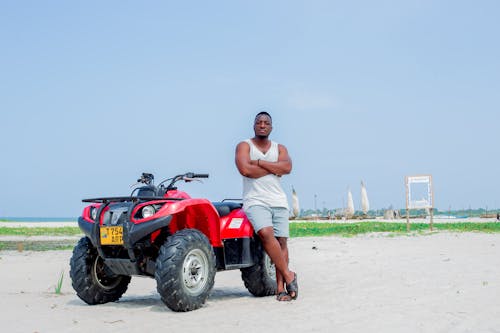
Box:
(70, 172), (276, 312)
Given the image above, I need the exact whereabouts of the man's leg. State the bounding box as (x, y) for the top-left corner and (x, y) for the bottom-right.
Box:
(246, 205), (296, 300)
(275, 236), (290, 297)
(257, 227), (295, 293)
(271, 207), (296, 299)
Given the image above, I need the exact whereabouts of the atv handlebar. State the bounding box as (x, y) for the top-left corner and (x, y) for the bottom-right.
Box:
(191, 173), (209, 179)
(182, 172), (209, 179)
(154, 172), (209, 190)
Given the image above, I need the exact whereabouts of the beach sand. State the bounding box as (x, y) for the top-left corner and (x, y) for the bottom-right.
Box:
(1, 232), (499, 332)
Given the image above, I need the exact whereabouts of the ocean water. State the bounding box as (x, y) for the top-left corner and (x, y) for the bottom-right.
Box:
(0, 217), (77, 222)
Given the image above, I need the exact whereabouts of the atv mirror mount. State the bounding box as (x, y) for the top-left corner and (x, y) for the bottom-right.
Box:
(138, 173), (154, 185)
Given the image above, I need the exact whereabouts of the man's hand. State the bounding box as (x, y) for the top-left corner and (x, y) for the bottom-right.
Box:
(257, 144), (292, 176)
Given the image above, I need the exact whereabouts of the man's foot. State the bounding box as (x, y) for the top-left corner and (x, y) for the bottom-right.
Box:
(276, 291), (292, 302)
(285, 272), (298, 300)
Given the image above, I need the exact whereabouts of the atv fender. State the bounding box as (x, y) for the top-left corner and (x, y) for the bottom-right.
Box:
(132, 198), (222, 247)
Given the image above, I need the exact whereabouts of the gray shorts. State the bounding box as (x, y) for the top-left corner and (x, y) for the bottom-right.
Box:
(245, 205), (289, 238)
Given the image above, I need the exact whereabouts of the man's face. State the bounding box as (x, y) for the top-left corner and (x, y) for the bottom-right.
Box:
(254, 115), (272, 138)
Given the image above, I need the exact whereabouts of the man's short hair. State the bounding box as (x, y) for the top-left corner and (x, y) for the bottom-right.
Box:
(255, 111), (272, 122)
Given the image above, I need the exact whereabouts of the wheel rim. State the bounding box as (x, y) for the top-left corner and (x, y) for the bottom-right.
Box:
(182, 248), (209, 295)
(92, 256), (122, 290)
(264, 254), (276, 280)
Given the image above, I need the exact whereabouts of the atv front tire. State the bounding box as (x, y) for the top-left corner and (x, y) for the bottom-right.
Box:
(241, 244), (277, 296)
(155, 229), (216, 312)
(70, 237), (131, 304)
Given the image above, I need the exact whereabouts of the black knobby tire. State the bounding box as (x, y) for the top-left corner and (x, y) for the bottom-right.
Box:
(155, 229), (216, 312)
(70, 237), (131, 305)
(241, 242), (277, 296)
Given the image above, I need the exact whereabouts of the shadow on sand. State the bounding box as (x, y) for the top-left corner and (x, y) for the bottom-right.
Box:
(67, 287), (254, 312)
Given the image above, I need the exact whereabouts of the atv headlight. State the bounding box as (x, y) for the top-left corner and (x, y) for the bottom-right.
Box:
(90, 207), (98, 220)
(141, 205), (156, 218)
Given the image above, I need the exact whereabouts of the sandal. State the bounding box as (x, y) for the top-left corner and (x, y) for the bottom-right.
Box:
(286, 272), (298, 300)
(276, 291), (292, 302)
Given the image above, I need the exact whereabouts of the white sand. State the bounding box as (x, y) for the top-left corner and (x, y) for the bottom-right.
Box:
(1, 233), (499, 332)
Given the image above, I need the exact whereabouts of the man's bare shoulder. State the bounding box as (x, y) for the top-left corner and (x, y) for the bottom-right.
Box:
(235, 141), (250, 155)
(277, 143), (289, 151)
(236, 140), (250, 148)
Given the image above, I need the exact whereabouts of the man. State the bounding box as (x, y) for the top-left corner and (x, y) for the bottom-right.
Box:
(235, 111), (298, 301)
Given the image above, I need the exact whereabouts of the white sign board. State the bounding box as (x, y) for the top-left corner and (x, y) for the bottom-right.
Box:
(406, 175), (433, 209)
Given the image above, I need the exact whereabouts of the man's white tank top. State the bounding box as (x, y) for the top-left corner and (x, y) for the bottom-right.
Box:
(242, 139), (289, 210)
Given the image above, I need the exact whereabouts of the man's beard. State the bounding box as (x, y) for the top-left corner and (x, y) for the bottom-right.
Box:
(255, 134), (268, 139)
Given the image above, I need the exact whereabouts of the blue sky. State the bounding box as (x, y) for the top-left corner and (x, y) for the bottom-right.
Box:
(1, 1), (499, 217)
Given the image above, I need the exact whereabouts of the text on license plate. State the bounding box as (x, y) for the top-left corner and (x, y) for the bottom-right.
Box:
(100, 226), (123, 245)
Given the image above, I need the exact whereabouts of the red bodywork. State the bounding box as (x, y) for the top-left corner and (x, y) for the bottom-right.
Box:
(80, 189), (253, 248)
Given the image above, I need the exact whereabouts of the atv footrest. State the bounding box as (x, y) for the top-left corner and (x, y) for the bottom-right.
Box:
(104, 258), (141, 275)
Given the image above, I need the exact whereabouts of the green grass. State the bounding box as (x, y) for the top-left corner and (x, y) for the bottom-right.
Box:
(1, 222), (499, 239)
(0, 226), (81, 251)
(289, 221), (500, 237)
(55, 270), (64, 294)
(1, 222), (499, 251)
(0, 226), (82, 236)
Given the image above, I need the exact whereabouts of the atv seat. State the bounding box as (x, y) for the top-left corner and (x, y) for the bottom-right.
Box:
(212, 202), (243, 217)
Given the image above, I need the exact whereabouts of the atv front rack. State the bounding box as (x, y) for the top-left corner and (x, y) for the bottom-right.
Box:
(82, 196), (184, 203)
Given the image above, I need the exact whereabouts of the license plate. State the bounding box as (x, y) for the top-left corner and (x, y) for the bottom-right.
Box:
(100, 226), (123, 245)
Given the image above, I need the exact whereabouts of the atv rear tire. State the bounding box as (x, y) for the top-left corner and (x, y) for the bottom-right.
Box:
(155, 229), (216, 312)
(70, 237), (131, 305)
(241, 244), (277, 296)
